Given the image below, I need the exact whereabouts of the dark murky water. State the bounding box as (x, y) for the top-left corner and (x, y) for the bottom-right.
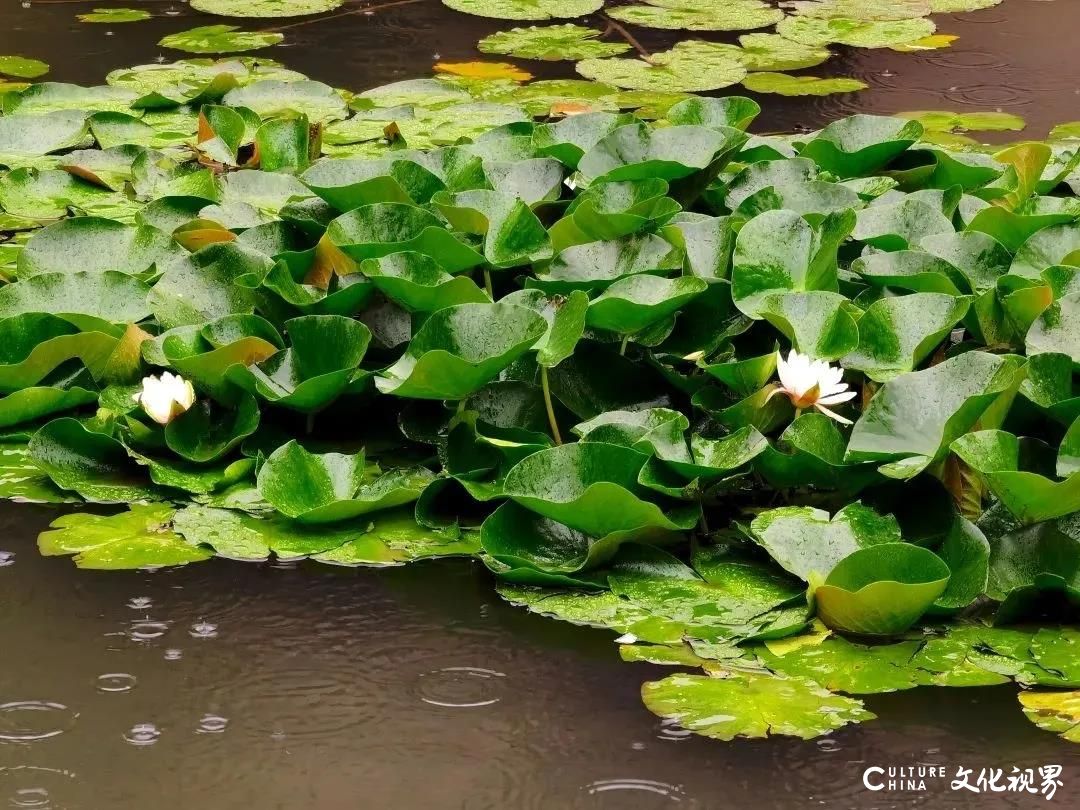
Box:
(2, 502), (1079, 809)
(4, 1), (1080, 806)
(5, 0), (1080, 137)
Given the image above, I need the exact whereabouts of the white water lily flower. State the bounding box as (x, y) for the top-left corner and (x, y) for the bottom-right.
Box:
(132, 372), (196, 426)
(766, 349), (856, 425)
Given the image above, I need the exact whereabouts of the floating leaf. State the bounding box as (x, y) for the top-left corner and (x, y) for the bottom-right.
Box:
(742, 73), (867, 96)
(441, 0), (602, 20)
(502, 441), (698, 541)
(640, 672), (873, 741)
(777, 15), (936, 48)
(576, 42), (748, 94)
(39, 504), (211, 569)
(159, 25), (284, 55)
(1018, 690), (1080, 743)
(477, 25), (630, 61)
(608, 0), (784, 32)
(78, 8), (152, 23)
(434, 61), (532, 82)
(190, 0), (343, 17)
(17, 216), (184, 278)
(0, 56), (49, 80)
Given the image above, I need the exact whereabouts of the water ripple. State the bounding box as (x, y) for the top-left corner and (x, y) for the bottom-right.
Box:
(415, 666), (507, 708)
(95, 674), (137, 694)
(123, 723), (161, 747)
(0, 702), (77, 744)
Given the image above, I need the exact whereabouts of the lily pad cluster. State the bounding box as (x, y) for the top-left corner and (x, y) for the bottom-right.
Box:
(457, 0), (1012, 96)
(0, 56), (1078, 746)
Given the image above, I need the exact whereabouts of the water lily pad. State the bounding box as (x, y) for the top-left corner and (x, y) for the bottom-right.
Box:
(478, 25), (630, 61)
(777, 15), (936, 48)
(749, 502), (902, 581)
(742, 73), (867, 96)
(229, 314), (371, 412)
(0, 110), (91, 163)
(952, 430), (1080, 524)
(502, 441), (699, 541)
(842, 292), (970, 381)
(190, 0), (343, 17)
(223, 80), (347, 123)
(0, 443), (78, 503)
(39, 504), (212, 569)
(28, 418), (160, 503)
(847, 352), (1024, 478)
(608, 0), (784, 32)
(0, 56), (49, 80)
(1018, 690), (1080, 743)
(731, 208), (854, 317)
(0, 271), (151, 333)
(441, 0), (602, 20)
(814, 543), (951, 635)
(799, 114), (922, 178)
(586, 275), (707, 335)
(640, 671), (873, 741)
(17, 216), (184, 278)
(359, 253), (489, 313)
(257, 441), (434, 523)
(78, 8), (152, 23)
(577, 42), (748, 94)
(312, 510), (480, 566)
(376, 302), (547, 399)
(159, 25), (284, 55)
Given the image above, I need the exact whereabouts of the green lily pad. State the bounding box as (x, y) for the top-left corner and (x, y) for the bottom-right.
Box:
(312, 510), (480, 566)
(173, 503), (367, 560)
(478, 25), (629, 60)
(0, 271), (151, 333)
(608, 0), (784, 32)
(223, 80), (347, 123)
(731, 208), (854, 317)
(777, 15), (936, 48)
(376, 302), (546, 400)
(952, 430), (1080, 525)
(846, 352), (1025, 478)
(326, 202), (485, 273)
(359, 253), (489, 313)
(749, 502), (902, 582)
(228, 314), (370, 412)
(742, 73), (867, 96)
(147, 242), (275, 329)
(640, 671), (873, 741)
(586, 275), (707, 335)
(159, 25), (284, 55)
(0, 110), (91, 163)
(442, 0), (601, 20)
(190, 0), (343, 17)
(503, 441), (699, 541)
(799, 114), (923, 178)
(842, 292), (970, 381)
(0, 56), (49, 80)
(78, 8), (152, 23)
(17, 216), (184, 278)
(576, 42), (748, 94)
(755, 413), (880, 493)
(39, 504), (212, 569)
(257, 440), (434, 523)
(28, 418), (159, 504)
(814, 543), (951, 636)
(0, 443), (78, 503)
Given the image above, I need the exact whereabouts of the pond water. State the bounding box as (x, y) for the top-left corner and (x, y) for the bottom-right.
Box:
(1, 500), (1078, 809)
(4, 0), (1080, 807)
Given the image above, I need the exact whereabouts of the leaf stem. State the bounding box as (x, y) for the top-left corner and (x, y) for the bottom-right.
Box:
(601, 12), (652, 60)
(619, 335), (629, 356)
(540, 365), (563, 446)
(483, 267), (494, 299)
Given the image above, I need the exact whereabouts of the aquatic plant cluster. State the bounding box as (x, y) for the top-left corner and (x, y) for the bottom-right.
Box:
(1, 53), (1079, 744)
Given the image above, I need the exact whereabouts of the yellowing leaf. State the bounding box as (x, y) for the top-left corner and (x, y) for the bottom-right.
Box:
(434, 61), (533, 82)
(890, 34), (958, 52)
